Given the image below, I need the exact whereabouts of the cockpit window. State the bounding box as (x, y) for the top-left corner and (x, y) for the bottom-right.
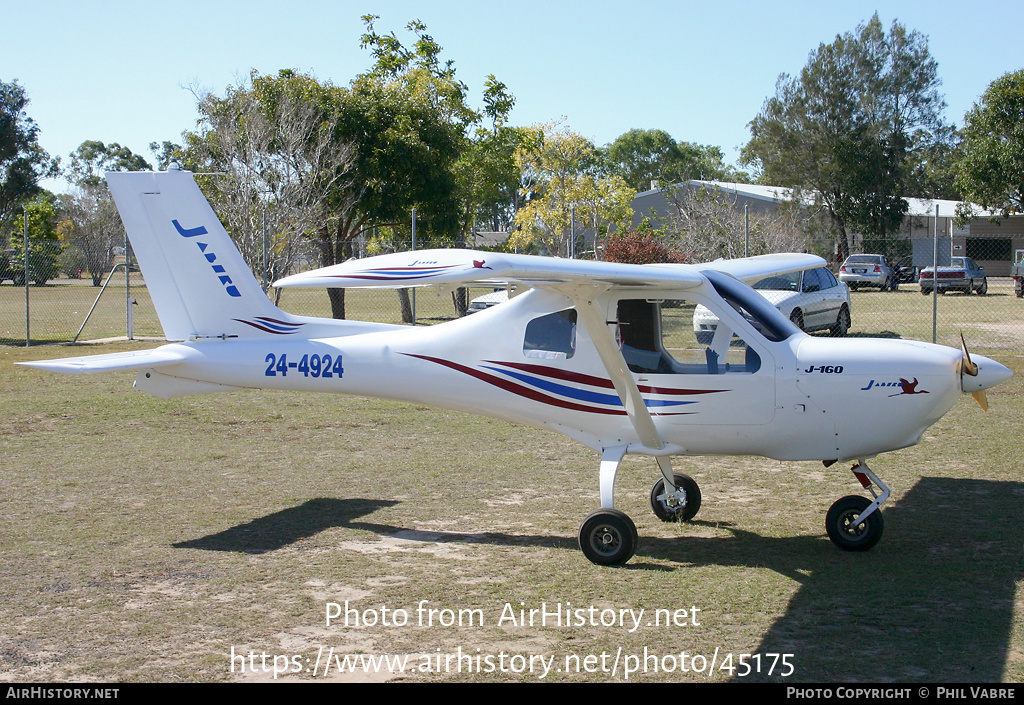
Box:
(704, 270), (797, 343)
(523, 308), (577, 359)
(617, 272), (796, 375)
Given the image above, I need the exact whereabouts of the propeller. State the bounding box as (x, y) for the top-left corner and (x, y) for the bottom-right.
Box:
(960, 332), (987, 411)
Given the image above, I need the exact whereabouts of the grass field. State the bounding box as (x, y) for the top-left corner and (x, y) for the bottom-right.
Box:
(2, 324), (1023, 681)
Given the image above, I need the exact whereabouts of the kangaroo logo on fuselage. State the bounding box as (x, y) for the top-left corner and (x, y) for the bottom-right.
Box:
(172, 219), (241, 297)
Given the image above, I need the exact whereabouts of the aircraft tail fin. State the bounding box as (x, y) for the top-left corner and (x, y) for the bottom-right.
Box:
(105, 170), (294, 341)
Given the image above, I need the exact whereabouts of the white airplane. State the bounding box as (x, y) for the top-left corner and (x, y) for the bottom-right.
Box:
(21, 170), (1013, 565)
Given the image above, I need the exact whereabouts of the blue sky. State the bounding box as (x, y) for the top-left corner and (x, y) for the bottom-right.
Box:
(5, 0), (1022, 191)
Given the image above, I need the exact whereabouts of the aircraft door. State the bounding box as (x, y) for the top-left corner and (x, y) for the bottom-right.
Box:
(615, 295), (776, 427)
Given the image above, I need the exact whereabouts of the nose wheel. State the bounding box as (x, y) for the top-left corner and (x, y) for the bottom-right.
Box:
(826, 495), (884, 550)
(650, 473), (701, 522)
(826, 461), (890, 552)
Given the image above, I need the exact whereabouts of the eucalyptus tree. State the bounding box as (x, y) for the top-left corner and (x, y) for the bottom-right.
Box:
(954, 69), (1024, 222)
(66, 140), (152, 187)
(184, 17), (502, 318)
(184, 69), (357, 295)
(512, 121), (635, 257)
(742, 14), (947, 260)
(0, 79), (58, 228)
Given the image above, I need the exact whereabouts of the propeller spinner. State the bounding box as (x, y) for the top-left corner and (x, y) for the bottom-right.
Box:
(960, 333), (1012, 411)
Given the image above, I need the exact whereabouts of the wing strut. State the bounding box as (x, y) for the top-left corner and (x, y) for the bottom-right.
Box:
(566, 283), (665, 452)
(565, 285), (682, 504)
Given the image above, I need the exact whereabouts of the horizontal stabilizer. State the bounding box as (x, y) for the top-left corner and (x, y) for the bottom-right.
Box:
(17, 348), (185, 375)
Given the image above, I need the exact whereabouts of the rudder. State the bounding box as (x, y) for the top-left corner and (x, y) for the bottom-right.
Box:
(106, 169), (291, 341)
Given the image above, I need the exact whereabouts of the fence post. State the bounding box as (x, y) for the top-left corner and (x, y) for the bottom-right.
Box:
(931, 204), (938, 344)
(125, 231), (133, 340)
(411, 208), (417, 325)
(23, 206), (29, 347)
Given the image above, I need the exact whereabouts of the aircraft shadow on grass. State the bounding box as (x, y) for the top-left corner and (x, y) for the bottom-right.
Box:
(175, 476), (1023, 681)
(726, 476), (1024, 683)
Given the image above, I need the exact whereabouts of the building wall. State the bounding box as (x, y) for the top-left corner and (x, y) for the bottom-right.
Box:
(632, 182), (1024, 274)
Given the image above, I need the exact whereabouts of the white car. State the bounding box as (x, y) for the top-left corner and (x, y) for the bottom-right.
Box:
(694, 267), (851, 343)
(467, 289), (509, 313)
(838, 254), (898, 291)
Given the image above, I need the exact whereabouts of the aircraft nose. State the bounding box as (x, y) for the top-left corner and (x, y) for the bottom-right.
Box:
(961, 354), (1013, 394)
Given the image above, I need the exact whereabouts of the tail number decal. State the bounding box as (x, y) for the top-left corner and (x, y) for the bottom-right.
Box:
(264, 353), (344, 379)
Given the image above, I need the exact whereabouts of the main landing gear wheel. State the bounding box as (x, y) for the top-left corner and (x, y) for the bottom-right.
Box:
(826, 495), (884, 551)
(578, 509), (638, 566)
(650, 473), (702, 522)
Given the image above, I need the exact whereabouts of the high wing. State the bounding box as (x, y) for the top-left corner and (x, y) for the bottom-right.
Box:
(273, 249), (705, 291)
(274, 249), (825, 460)
(272, 249), (826, 292)
(275, 250), (703, 462)
(687, 252), (827, 284)
(274, 248), (823, 502)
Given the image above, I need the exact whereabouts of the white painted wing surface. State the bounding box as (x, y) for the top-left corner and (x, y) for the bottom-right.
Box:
(681, 253), (828, 284)
(273, 249), (706, 291)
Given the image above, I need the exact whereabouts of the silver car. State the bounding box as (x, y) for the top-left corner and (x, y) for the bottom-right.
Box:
(694, 267), (851, 344)
(839, 254), (898, 291)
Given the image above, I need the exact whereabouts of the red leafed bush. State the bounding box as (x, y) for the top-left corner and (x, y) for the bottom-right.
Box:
(604, 230), (689, 265)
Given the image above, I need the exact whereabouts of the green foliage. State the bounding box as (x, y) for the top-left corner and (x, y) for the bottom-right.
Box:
(66, 140), (152, 188)
(8, 194), (61, 285)
(454, 76), (528, 234)
(742, 14), (946, 260)
(954, 69), (1024, 222)
(148, 140), (185, 171)
(604, 128), (743, 192)
(181, 17), (506, 319)
(0, 79), (59, 228)
(512, 122), (634, 256)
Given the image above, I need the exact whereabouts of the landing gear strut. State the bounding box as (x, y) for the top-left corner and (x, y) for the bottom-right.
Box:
(825, 461), (890, 551)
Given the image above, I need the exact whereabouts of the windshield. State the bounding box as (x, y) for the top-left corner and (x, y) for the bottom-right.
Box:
(753, 272), (801, 292)
(703, 270), (800, 342)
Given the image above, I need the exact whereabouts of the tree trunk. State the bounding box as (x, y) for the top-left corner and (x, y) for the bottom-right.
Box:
(328, 288), (346, 319)
(397, 288), (414, 324)
(832, 217), (850, 264)
(452, 287), (467, 316)
(322, 221), (356, 320)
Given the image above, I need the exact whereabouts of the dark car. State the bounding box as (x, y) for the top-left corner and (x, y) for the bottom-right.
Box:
(895, 256), (920, 284)
(919, 256), (987, 295)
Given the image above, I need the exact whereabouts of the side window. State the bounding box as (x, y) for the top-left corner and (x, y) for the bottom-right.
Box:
(523, 309), (577, 359)
(820, 268), (838, 289)
(802, 268), (822, 292)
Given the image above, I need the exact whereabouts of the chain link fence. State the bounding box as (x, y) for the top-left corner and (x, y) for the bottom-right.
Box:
(2, 246), (1022, 357)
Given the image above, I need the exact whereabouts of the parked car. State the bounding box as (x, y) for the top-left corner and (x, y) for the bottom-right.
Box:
(919, 256), (987, 295)
(694, 266), (851, 343)
(1011, 250), (1024, 298)
(895, 256), (920, 284)
(467, 289), (509, 313)
(838, 254), (898, 291)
